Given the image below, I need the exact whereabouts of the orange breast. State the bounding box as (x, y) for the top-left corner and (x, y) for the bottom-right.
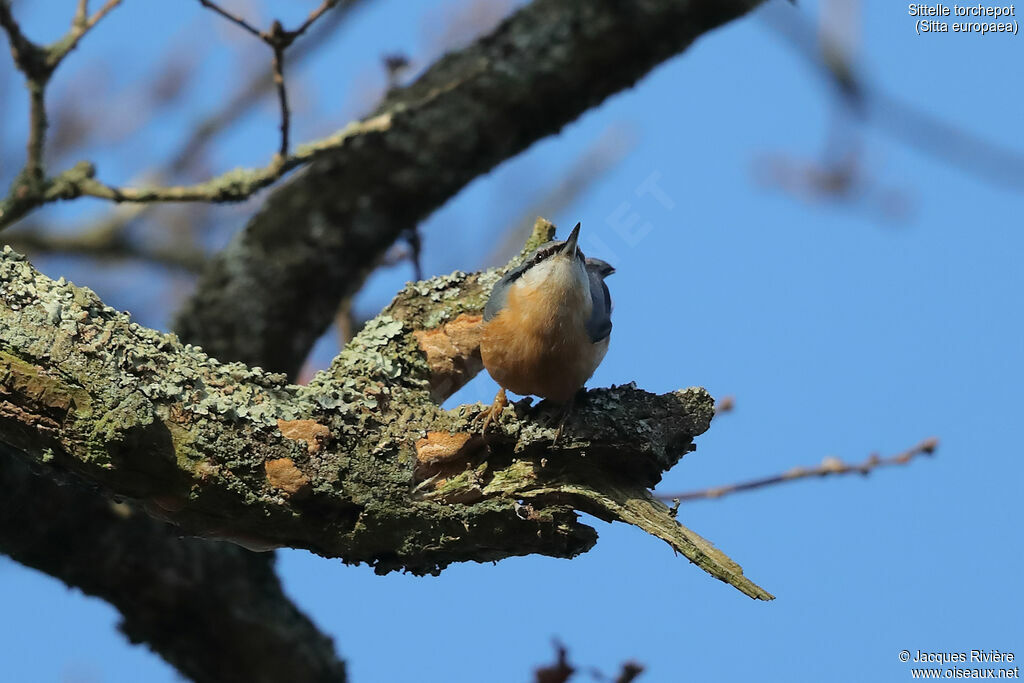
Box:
(480, 283), (606, 402)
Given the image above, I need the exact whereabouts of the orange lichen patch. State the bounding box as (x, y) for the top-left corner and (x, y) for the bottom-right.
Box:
(276, 418), (330, 453)
(413, 314), (484, 400)
(414, 431), (478, 464)
(264, 458), (311, 496)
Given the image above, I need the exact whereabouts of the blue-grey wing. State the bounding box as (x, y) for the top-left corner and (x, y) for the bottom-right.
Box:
(584, 267), (613, 342)
(484, 270), (515, 321)
(585, 257), (615, 279)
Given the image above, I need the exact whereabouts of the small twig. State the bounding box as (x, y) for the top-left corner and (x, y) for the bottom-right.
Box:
(292, 0), (340, 39)
(1, 2), (46, 181)
(61, 2), (359, 251)
(196, 0), (261, 38)
(25, 82), (46, 180)
(268, 24), (290, 158)
(656, 438), (939, 503)
(73, 0), (90, 27)
(196, 0), (340, 159)
(0, 0), (122, 205)
(614, 663), (645, 683)
(384, 53), (411, 90)
(0, 111), (393, 229)
(170, 1), (358, 175)
(405, 227), (423, 281)
(535, 642), (575, 683)
(58, 0), (123, 61)
(334, 297), (356, 346)
(0, 2), (39, 69)
(713, 395), (735, 416)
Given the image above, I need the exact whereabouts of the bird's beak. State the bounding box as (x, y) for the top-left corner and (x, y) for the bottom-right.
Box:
(561, 222), (581, 254)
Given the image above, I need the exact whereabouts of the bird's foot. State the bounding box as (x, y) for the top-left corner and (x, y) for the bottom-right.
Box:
(478, 388), (508, 435)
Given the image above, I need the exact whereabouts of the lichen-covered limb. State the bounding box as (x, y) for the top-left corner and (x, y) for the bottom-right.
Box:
(174, 0), (767, 377)
(0, 452), (348, 683)
(0, 228), (770, 597)
(519, 482), (773, 601)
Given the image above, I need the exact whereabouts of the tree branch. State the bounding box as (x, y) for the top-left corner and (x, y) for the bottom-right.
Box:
(0, 0), (122, 192)
(170, 0), (361, 175)
(762, 4), (1024, 193)
(656, 438), (939, 503)
(173, 0), (767, 376)
(196, 0), (263, 38)
(195, 0), (342, 160)
(0, 453), (347, 683)
(0, 0), (349, 228)
(0, 220), (772, 599)
(4, 215), (207, 273)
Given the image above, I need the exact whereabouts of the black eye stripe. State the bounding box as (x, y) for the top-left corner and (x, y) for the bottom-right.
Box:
(502, 241), (571, 285)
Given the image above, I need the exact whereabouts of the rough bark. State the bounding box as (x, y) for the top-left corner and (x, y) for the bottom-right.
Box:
(174, 0), (766, 377)
(0, 222), (772, 599)
(0, 452), (347, 683)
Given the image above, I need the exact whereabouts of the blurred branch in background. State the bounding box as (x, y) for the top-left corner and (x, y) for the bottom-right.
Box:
(714, 395), (736, 417)
(0, 0), (358, 229)
(195, 0), (346, 158)
(533, 642), (645, 683)
(657, 437), (939, 504)
(2, 0), (363, 280)
(535, 642), (575, 683)
(171, 0), (363, 176)
(45, 38), (206, 169)
(0, 0), (124, 220)
(758, 0), (1024, 215)
(0, 451), (349, 683)
(753, 142), (914, 223)
(2, 204), (207, 273)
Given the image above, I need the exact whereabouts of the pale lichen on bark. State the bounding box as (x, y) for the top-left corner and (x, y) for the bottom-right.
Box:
(0, 220), (772, 599)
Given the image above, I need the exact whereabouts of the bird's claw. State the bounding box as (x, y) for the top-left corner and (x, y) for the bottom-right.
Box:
(477, 388), (508, 435)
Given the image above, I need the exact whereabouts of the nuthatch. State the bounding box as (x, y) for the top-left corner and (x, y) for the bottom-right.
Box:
(479, 222), (614, 429)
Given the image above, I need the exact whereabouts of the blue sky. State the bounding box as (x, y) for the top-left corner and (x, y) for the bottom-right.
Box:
(1, 1), (1021, 681)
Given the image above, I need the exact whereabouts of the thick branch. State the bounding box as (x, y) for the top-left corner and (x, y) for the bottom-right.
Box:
(0, 453), (347, 683)
(174, 0), (766, 376)
(0, 227), (771, 598)
(4, 217), (207, 273)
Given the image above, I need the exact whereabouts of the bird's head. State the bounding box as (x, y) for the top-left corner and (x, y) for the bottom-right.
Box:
(484, 222), (614, 326)
(514, 221), (588, 294)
